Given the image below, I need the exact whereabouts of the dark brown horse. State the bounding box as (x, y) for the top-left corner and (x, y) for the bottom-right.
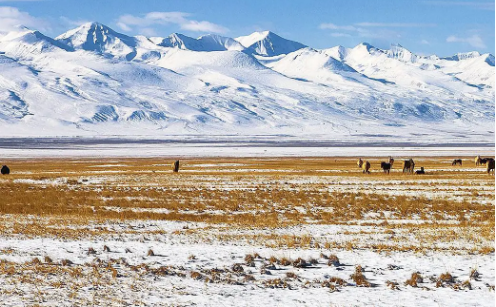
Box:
(402, 159), (415, 174)
(487, 159), (495, 175)
(451, 159), (462, 166)
(173, 160), (180, 172)
(381, 162), (392, 174)
(362, 161), (371, 174)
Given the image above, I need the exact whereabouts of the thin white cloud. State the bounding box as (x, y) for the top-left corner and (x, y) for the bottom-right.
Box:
(355, 22), (436, 28)
(117, 11), (228, 34)
(330, 32), (352, 38)
(60, 16), (90, 27)
(319, 23), (357, 31)
(319, 22), (408, 40)
(0, 6), (48, 32)
(446, 34), (486, 49)
(420, 39), (430, 45)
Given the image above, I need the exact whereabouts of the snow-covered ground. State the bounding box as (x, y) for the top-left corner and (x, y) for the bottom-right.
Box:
(0, 221), (494, 307)
(0, 157), (493, 306)
(0, 139), (493, 158)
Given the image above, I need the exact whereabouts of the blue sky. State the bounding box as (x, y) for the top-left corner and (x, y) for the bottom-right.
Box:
(1, 0), (494, 56)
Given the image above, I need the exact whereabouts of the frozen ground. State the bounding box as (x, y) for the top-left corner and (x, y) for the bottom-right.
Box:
(0, 138), (493, 158)
(0, 222), (494, 307)
(0, 157), (494, 306)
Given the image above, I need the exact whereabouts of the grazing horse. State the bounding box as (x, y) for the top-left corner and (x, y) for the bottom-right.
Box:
(380, 162), (392, 174)
(480, 158), (490, 165)
(415, 167), (425, 175)
(362, 161), (371, 174)
(451, 159), (462, 166)
(357, 158), (363, 168)
(1, 165), (9, 175)
(487, 159), (495, 175)
(172, 160), (180, 172)
(388, 156), (395, 166)
(402, 159), (415, 174)
(475, 155), (481, 166)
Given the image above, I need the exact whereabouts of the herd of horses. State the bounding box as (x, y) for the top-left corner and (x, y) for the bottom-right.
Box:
(357, 156), (495, 175)
(0, 156), (494, 176)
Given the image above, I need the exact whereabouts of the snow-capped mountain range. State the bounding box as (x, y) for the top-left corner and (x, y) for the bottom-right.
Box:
(0, 22), (493, 142)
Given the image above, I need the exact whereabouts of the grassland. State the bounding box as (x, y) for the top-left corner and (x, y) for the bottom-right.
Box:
(0, 156), (494, 306)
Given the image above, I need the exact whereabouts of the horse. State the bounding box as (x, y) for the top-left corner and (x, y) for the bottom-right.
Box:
(415, 167), (425, 175)
(388, 156), (395, 166)
(402, 159), (415, 174)
(480, 158), (490, 165)
(475, 155), (481, 166)
(357, 158), (363, 168)
(487, 159), (495, 175)
(172, 160), (180, 172)
(380, 162), (392, 174)
(1, 165), (9, 175)
(451, 159), (462, 166)
(362, 161), (371, 174)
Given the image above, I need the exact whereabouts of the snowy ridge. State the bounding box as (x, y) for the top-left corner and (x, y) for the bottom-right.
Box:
(0, 22), (493, 142)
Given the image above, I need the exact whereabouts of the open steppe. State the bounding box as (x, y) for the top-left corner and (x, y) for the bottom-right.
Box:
(0, 156), (494, 306)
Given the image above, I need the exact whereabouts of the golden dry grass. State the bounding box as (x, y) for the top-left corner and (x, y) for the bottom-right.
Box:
(0, 157), (493, 254)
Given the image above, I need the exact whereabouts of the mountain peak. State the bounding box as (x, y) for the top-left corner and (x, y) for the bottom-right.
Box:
(235, 30), (306, 56)
(55, 21), (137, 58)
(157, 32), (244, 52)
(388, 43), (418, 63)
(441, 51), (482, 61)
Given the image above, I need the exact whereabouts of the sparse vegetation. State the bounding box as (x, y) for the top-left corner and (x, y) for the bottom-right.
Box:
(0, 157), (493, 305)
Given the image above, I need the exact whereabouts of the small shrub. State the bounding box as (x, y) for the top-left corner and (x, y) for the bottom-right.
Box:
(439, 272), (454, 283)
(461, 280), (472, 290)
(147, 249), (154, 256)
(61, 259), (73, 266)
(244, 254), (254, 263)
(405, 272), (423, 287)
(329, 277), (347, 286)
(87, 247), (96, 255)
(103, 245), (111, 252)
(28, 257), (41, 265)
(327, 254), (340, 266)
(44, 256), (53, 264)
(292, 257), (308, 268)
(386, 280), (400, 290)
(190, 271), (203, 280)
(188, 254), (196, 260)
(350, 265), (370, 287)
(232, 263), (244, 273)
(263, 278), (288, 289)
(469, 268), (480, 280)
(279, 257), (291, 266)
(243, 274), (256, 282)
(286, 272), (298, 279)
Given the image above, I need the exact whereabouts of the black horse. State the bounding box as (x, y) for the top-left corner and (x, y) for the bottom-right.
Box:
(1, 165), (10, 175)
(380, 162), (392, 174)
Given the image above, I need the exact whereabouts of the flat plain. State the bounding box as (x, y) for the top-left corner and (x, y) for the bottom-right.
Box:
(0, 156), (494, 306)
